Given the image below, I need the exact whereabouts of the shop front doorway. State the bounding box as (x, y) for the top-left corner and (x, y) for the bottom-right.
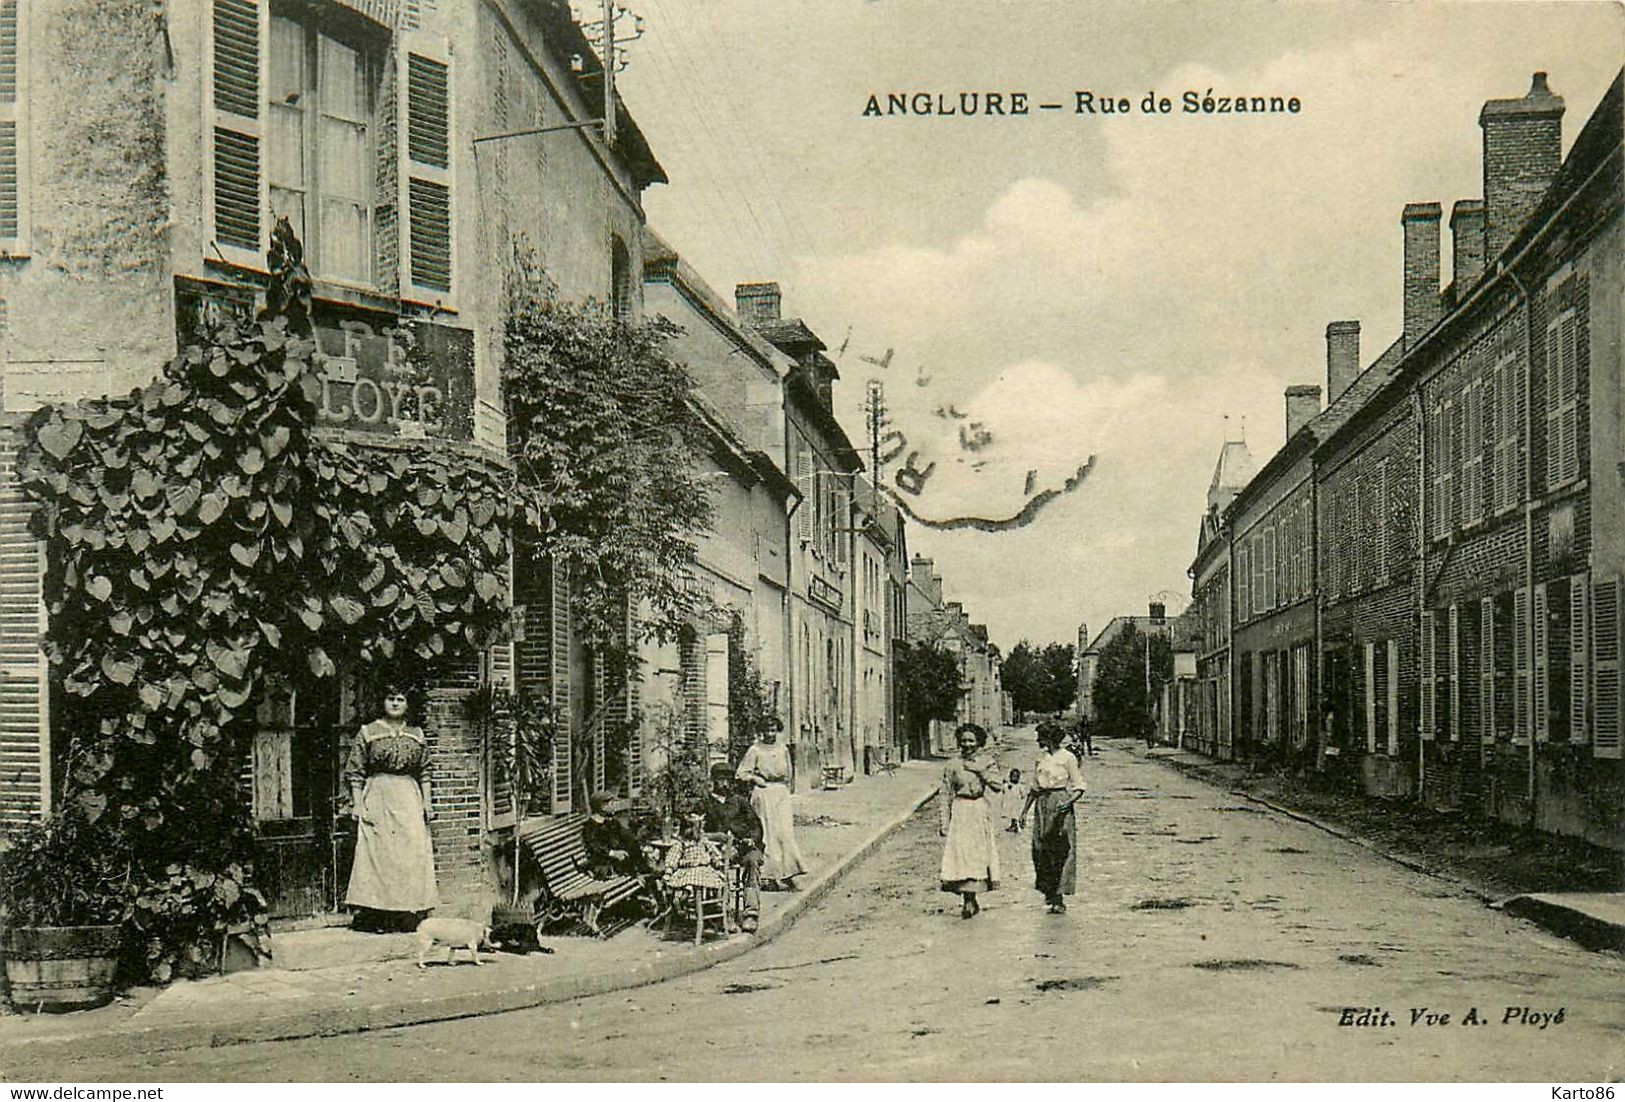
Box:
(250, 675), (358, 920)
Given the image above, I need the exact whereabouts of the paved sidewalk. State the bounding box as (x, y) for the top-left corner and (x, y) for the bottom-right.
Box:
(1133, 740), (1625, 953)
(0, 756), (944, 1064)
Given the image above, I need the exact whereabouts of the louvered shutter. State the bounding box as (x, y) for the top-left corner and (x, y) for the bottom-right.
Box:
(548, 557), (572, 813)
(834, 484), (850, 567)
(1593, 577), (1621, 759)
(1448, 604), (1460, 742)
(796, 454), (813, 543)
(1514, 586), (1530, 743)
(1558, 314), (1579, 486)
(401, 38), (452, 299)
(1420, 611), (1435, 740)
(209, 0), (266, 258)
(590, 648), (607, 795)
(1480, 596), (1495, 744)
(624, 599), (643, 797)
(1362, 642), (1376, 753)
(1264, 526), (1276, 609)
(1533, 583), (1549, 742)
(1570, 574), (1588, 744)
(0, 430), (46, 827)
(1386, 641), (1400, 755)
(0, 0), (24, 251)
(1544, 319), (1562, 489)
(1236, 543), (1249, 623)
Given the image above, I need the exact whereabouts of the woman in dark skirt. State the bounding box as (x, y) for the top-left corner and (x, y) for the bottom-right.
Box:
(1020, 720), (1086, 913)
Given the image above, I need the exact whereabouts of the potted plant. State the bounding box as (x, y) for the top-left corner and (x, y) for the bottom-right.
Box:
(0, 809), (129, 1011)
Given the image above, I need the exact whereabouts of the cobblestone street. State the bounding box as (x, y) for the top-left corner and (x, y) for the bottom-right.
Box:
(14, 730), (1622, 1082)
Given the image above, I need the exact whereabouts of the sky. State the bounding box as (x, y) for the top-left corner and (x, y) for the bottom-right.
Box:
(611, 0), (1623, 653)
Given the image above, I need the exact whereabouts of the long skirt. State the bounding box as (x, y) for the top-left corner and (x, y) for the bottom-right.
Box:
(345, 773), (439, 912)
(752, 781), (808, 881)
(940, 795), (1000, 894)
(1031, 789), (1077, 899)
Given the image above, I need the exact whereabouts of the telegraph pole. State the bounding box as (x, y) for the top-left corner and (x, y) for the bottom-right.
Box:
(601, 0), (617, 147)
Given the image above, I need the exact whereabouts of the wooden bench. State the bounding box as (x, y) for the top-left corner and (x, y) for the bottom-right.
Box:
(516, 814), (646, 937)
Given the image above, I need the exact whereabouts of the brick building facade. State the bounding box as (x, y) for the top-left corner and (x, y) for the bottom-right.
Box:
(1192, 70), (1622, 852)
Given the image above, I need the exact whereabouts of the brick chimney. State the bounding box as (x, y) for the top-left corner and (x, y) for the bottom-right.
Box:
(1402, 202), (1443, 350)
(735, 282), (782, 322)
(1149, 601), (1166, 622)
(1449, 199), (1487, 292)
(1325, 321), (1360, 402)
(1285, 384), (1322, 440)
(1479, 72), (1565, 262)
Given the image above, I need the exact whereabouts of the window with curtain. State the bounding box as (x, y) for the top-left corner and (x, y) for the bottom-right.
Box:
(268, 9), (375, 285)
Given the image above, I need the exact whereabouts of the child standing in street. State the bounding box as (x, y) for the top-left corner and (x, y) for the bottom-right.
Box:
(1002, 768), (1024, 832)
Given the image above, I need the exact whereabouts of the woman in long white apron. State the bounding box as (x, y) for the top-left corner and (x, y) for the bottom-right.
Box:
(736, 719), (807, 890)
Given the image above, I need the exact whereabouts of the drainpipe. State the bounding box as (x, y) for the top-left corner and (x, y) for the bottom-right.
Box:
(1508, 267), (1537, 820)
(1414, 386), (1427, 801)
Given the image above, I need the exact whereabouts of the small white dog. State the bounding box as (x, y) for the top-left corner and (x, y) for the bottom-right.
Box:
(414, 917), (492, 969)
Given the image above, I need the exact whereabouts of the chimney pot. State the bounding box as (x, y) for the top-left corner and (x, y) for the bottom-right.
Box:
(1325, 321), (1361, 402)
(1402, 202), (1443, 350)
(734, 281), (782, 322)
(1479, 72), (1565, 261)
(1285, 384), (1322, 440)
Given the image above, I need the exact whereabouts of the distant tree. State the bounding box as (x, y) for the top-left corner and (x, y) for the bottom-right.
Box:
(1002, 639), (1077, 715)
(1001, 640), (1044, 714)
(1038, 642), (1078, 714)
(896, 640), (966, 749)
(1093, 624), (1172, 737)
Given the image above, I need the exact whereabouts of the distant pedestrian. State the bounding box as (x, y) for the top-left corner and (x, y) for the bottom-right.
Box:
(1020, 720), (1085, 914)
(939, 722), (1002, 919)
(1002, 768), (1024, 832)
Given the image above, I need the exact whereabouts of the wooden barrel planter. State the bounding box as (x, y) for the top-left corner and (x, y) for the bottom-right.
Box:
(1, 925), (122, 1011)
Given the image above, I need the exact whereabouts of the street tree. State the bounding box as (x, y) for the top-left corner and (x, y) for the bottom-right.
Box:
(895, 639), (966, 754)
(1093, 623), (1172, 737)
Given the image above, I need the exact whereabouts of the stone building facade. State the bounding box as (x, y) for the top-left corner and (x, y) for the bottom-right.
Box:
(0, 0), (667, 912)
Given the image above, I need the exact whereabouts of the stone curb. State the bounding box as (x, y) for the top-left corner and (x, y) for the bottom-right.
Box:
(0, 784), (940, 1066)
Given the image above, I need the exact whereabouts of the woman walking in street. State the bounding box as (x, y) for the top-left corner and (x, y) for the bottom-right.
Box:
(736, 716), (807, 890)
(939, 722), (1002, 919)
(1021, 720), (1086, 913)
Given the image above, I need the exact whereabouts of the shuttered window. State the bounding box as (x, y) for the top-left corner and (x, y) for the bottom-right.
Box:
(402, 45), (452, 296)
(1374, 459), (1390, 585)
(1514, 586), (1530, 743)
(623, 600), (643, 797)
(1593, 576), (1621, 760)
(1493, 351), (1519, 512)
(1570, 573), (1588, 745)
(796, 452), (814, 544)
(1386, 640), (1400, 755)
(1236, 542), (1250, 625)
(0, 0), (26, 252)
(210, 0), (265, 256)
(1533, 582), (1549, 742)
(1448, 604), (1461, 742)
(0, 431), (47, 826)
(1263, 526), (1276, 611)
(1462, 376), (1485, 526)
(1480, 595), (1495, 744)
(1545, 311), (1580, 490)
(1420, 610), (1435, 740)
(548, 557), (572, 813)
(1362, 642), (1376, 753)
